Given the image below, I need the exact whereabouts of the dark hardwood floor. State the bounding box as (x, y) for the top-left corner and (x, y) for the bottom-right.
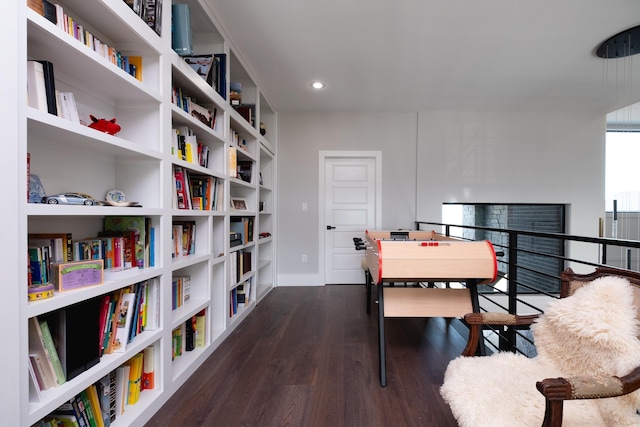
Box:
(145, 285), (463, 426)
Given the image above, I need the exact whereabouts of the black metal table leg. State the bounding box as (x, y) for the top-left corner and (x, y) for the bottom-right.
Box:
(377, 282), (387, 386)
(366, 270), (372, 315)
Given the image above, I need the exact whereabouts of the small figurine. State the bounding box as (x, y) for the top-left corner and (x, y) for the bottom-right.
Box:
(260, 122), (266, 136)
(88, 115), (121, 135)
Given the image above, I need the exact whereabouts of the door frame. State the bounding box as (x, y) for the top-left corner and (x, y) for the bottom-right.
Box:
(319, 150), (382, 284)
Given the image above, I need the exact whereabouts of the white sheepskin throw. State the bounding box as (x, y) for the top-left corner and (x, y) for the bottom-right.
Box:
(440, 276), (640, 427)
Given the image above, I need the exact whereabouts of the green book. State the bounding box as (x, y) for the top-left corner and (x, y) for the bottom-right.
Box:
(38, 319), (66, 386)
(79, 389), (98, 427)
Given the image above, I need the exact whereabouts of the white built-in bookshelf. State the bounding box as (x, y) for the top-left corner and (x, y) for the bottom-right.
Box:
(16, 0), (277, 425)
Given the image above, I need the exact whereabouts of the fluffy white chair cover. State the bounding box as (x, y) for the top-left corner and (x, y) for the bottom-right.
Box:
(440, 276), (640, 427)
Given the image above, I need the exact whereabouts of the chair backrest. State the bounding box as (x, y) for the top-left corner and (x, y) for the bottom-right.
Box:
(561, 267), (640, 325)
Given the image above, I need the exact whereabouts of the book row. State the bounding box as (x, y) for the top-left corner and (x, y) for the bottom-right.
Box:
(172, 310), (206, 360)
(172, 221), (196, 258)
(230, 129), (249, 152)
(171, 275), (191, 310)
(32, 346), (154, 427)
(230, 216), (255, 246)
(172, 166), (224, 211)
(172, 126), (211, 168)
(172, 87), (220, 132)
(230, 280), (252, 318)
(28, 280), (159, 393)
(27, 217), (155, 299)
(230, 249), (252, 286)
(29, 1), (143, 82)
(26, 60), (80, 122)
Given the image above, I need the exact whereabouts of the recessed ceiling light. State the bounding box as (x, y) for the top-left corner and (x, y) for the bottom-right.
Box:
(310, 81), (325, 89)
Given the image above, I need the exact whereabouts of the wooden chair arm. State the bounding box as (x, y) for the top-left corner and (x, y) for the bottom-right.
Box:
(461, 312), (539, 357)
(536, 366), (640, 427)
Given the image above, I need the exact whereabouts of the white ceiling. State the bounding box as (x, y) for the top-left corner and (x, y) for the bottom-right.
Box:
(206, 0), (640, 123)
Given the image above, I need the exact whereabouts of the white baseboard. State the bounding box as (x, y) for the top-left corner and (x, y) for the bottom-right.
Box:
(277, 273), (325, 286)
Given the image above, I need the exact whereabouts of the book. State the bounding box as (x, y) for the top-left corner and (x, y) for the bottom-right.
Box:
(237, 160), (253, 183)
(38, 318), (66, 386)
(195, 310), (206, 348)
(234, 104), (255, 127)
(57, 92), (80, 123)
(103, 217), (147, 268)
(27, 60), (48, 112)
(183, 55), (214, 84)
(29, 352), (54, 391)
(27, 0), (44, 15)
(125, 352), (144, 404)
(112, 292), (136, 352)
(79, 389), (98, 427)
(114, 365), (130, 416)
(228, 146), (237, 178)
(52, 400), (87, 427)
(71, 394), (91, 427)
(43, 0), (57, 24)
(184, 317), (195, 351)
(61, 297), (102, 380)
(38, 60), (58, 115)
(142, 346), (154, 390)
(171, 4), (193, 56)
(213, 53), (227, 99)
(47, 413), (80, 427)
(85, 385), (105, 427)
(127, 56), (142, 81)
(95, 373), (112, 427)
(106, 289), (124, 354)
(29, 233), (73, 262)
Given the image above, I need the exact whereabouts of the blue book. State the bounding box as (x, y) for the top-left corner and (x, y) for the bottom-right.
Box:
(149, 227), (155, 267)
(171, 4), (193, 56)
(214, 53), (227, 99)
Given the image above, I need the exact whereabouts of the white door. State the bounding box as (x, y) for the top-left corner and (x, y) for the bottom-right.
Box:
(321, 152), (381, 284)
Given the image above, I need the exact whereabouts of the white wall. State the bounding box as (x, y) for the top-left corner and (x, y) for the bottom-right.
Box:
(277, 110), (608, 285)
(277, 112), (418, 285)
(416, 111), (606, 264)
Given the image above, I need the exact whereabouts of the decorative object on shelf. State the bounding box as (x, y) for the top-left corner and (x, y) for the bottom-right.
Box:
(231, 198), (248, 211)
(88, 115), (121, 135)
(230, 82), (242, 105)
(41, 192), (99, 205)
(259, 232), (271, 238)
(51, 259), (104, 292)
(103, 189), (140, 207)
(27, 283), (54, 301)
(172, 3), (193, 56)
(260, 122), (266, 136)
(29, 174), (46, 203)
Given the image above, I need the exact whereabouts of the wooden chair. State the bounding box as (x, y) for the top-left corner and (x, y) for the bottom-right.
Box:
(441, 267), (640, 427)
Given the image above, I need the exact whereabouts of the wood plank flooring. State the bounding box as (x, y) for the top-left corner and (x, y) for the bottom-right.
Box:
(145, 285), (463, 426)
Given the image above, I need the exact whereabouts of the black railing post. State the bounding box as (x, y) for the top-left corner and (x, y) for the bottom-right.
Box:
(503, 231), (519, 352)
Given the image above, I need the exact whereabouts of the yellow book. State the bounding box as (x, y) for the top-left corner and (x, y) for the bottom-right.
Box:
(127, 56), (143, 82)
(228, 146), (237, 178)
(126, 353), (144, 405)
(86, 384), (105, 427)
(185, 141), (194, 163)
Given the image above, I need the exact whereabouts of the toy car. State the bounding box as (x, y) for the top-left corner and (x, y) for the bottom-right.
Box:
(41, 192), (98, 205)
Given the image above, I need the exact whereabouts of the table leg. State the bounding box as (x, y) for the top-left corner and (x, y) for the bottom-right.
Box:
(366, 270), (372, 315)
(378, 283), (387, 387)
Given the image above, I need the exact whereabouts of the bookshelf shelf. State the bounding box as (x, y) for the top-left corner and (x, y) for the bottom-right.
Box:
(17, 0), (276, 425)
